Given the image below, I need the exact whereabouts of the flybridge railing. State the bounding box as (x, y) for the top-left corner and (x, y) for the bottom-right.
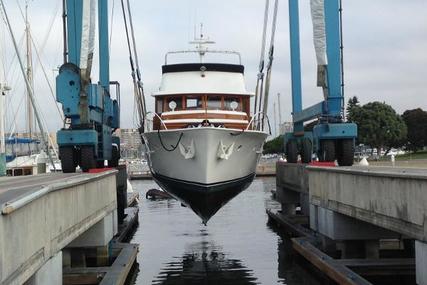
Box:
(164, 50), (242, 65)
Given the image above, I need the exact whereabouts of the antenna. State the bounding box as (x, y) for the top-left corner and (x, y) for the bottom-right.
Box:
(189, 23), (215, 63)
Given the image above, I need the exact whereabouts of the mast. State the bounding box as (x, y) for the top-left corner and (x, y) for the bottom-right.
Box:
(25, 1), (34, 138)
(273, 101), (277, 137)
(277, 92), (282, 129)
(0, 0), (56, 170)
(0, 86), (5, 176)
(0, 28), (10, 176)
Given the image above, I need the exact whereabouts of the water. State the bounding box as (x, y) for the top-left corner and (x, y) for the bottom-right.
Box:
(129, 177), (321, 285)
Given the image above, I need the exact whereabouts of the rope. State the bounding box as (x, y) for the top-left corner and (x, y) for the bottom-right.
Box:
(157, 129), (183, 152)
(30, 34), (64, 121)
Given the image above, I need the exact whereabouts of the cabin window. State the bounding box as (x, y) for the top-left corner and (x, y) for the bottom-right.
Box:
(207, 96), (222, 110)
(186, 96), (203, 109)
(156, 98), (163, 113)
(225, 97), (242, 111)
(242, 97), (249, 114)
(166, 97), (182, 111)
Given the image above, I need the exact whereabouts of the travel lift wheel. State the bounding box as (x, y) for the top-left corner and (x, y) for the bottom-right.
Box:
(108, 145), (119, 167)
(96, 160), (105, 168)
(80, 146), (96, 172)
(319, 140), (335, 162)
(337, 139), (354, 166)
(60, 147), (76, 173)
(286, 139), (298, 163)
(300, 138), (312, 164)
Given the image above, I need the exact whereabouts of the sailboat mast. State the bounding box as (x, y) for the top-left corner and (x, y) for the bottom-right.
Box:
(0, 0), (56, 170)
(0, 31), (9, 176)
(277, 92), (282, 127)
(25, 1), (34, 138)
(0, 88), (5, 176)
(273, 102), (277, 137)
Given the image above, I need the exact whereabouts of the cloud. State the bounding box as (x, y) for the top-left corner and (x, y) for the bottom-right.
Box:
(1, 0), (426, 134)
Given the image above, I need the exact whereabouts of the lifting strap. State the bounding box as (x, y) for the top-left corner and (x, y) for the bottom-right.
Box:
(253, 0), (270, 125)
(120, 0), (146, 132)
(261, 0), (279, 130)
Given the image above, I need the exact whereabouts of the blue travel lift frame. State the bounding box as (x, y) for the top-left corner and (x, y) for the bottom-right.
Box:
(56, 0), (120, 172)
(284, 0), (357, 166)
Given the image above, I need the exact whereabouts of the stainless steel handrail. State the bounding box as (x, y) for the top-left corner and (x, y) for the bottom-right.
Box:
(145, 112), (168, 131)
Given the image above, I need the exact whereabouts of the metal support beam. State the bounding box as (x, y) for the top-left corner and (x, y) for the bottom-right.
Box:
(66, 0), (83, 66)
(293, 102), (324, 123)
(324, 0), (344, 117)
(288, 0), (303, 134)
(98, 0), (110, 91)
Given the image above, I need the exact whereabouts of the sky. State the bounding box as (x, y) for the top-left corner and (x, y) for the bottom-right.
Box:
(1, 0), (426, 138)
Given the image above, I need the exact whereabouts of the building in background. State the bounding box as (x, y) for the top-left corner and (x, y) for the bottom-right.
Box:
(117, 129), (144, 159)
(279, 122), (293, 135)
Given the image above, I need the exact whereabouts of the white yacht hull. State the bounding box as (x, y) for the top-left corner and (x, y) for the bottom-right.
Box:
(142, 127), (268, 222)
(143, 127), (267, 186)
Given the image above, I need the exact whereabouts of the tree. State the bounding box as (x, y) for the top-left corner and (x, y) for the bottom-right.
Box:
(402, 108), (427, 152)
(346, 96), (360, 122)
(350, 102), (407, 152)
(263, 135), (284, 154)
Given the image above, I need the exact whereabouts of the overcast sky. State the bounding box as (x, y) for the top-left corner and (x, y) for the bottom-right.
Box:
(1, 0), (426, 137)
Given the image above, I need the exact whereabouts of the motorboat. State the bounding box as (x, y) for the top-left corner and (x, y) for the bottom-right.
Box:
(142, 36), (268, 223)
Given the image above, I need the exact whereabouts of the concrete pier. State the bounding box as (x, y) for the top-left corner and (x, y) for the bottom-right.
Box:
(273, 163), (427, 284)
(308, 166), (427, 242)
(0, 171), (118, 284)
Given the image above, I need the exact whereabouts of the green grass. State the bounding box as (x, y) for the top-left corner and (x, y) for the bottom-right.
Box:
(374, 150), (427, 162)
(395, 150), (427, 160)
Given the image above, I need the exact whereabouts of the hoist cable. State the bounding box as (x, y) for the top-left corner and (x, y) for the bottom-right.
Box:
(261, 0), (279, 130)
(126, 0), (146, 118)
(120, 0), (146, 132)
(253, 0), (270, 123)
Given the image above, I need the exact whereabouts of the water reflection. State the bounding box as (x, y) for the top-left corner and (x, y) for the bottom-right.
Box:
(152, 241), (258, 285)
(130, 178), (308, 284)
(267, 220), (324, 285)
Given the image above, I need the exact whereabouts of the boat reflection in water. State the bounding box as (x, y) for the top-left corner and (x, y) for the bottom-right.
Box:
(153, 173), (254, 223)
(152, 242), (258, 285)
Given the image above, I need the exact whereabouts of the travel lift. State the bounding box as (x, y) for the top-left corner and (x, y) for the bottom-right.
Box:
(284, 0), (357, 166)
(56, 0), (120, 172)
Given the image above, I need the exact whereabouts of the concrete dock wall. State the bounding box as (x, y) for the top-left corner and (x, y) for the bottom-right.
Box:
(276, 162), (309, 215)
(275, 163), (427, 284)
(308, 166), (427, 242)
(0, 171), (117, 285)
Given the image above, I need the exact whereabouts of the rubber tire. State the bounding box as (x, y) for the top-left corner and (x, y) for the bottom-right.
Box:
(337, 139), (354, 166)
(96, 160), (105, 168)
(301, 138), (312, 164)
(108, 145), (119, 167)
(286, 140), (298, 163)
(80, 146), (96, 172)
(319, 140), (336, 162)
(60, 147), (76, 173)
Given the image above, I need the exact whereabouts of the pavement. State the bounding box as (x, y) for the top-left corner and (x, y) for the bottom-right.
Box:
(0, 173), (81, 205)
